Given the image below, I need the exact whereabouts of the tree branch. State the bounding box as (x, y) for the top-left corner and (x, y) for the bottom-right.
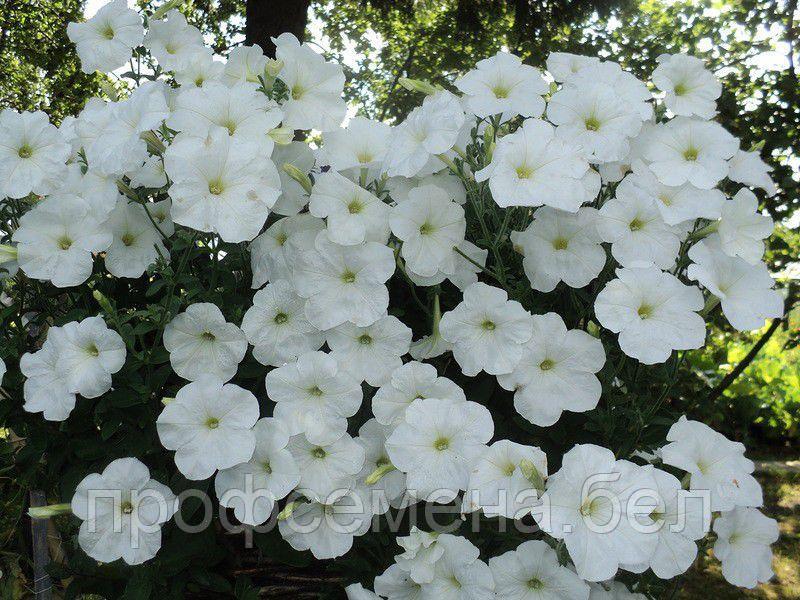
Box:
(707, 317), (784, 403)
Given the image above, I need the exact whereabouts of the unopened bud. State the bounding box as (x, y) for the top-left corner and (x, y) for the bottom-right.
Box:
(586, 321), (601, 338)
(151, 0), (183, 21)
(399, 77), (441, 96)
(282, 163), (313, 194)
(268, 127), (294, 145)
(265, 58), (284, 79)
(278, 501), (300, 521)
(92, 289), (115, 315)
(365, 462), (396, 485)
(0, 244), (18, 264)
(519, 459), (546, 493)
(29, 503), (72, 519)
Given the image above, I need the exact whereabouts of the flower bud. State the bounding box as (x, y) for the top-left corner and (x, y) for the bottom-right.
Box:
(29, 503), (72, 519)
(0, 244), (18, 265)
(265, 58), (284, 79)
(399, 77), (441, 96)
(282, 163), (313, 194)
(151, 0), (184, 20)
(268, 127), (294, 145)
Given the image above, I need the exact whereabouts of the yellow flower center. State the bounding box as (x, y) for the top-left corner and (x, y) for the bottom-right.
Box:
(17, 144), (33, 159)
(584, 115), (601, 131)
(434, 437), (450, 452)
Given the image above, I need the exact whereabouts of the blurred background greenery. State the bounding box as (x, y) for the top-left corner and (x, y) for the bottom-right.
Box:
(0, 0), (798, 597)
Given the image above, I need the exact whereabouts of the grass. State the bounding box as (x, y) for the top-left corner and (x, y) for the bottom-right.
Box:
(680, 468), (800, 599)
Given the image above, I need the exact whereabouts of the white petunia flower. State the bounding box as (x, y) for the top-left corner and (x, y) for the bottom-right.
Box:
(594, 267), (705, 364)
(144, 9), (204, 72)
(546, 52), (601, 82)
(271, 141), (315, 216)
(309, 171), (390, 245)
(538, 444), (659, 582)
(319, 116), (392, 173)
(498, 312), (605, 427)
(84, 82), (170, 177)
(345, 583), (381, 600)
(240, 280), (325, 367)
(621, 468), (710, 579)
(127, 155), (169, 189)
(622, 162), (725, 225)
(565, 61), (652, 121)
(214, 417), (300, 525)
(273, 33), (347, 131)
(356, 419), (407, 513)
(157, 377), (259, 480)
(387, 171), (467, 206)
(173, 48), (225, 89)
(588, 582), (647, 600)
(372, 361), (465, 427)
(168, 82), (282, 156)
(644, 117), (738, 189)
(475, 118), (591, 211)
(727, 149), (777, 196)
(0, 110), (70, 198)
(326, 315), (412, 387)
(462, 439), (547, 519)
(265, 350), (362, 445)
(713, 507), (778, 589)
(71, 457), (177, 565)
(404, 239), (487, 291)
(652, 54), (721, 119)
(104, 200), (168, 278)
(423, 535), (495, 600)
(278, 487), (372, 559)
(386, 397), (493, 503)
(163, 302), (248, 382)
(394, 527), (447, 584)
(46, 316), (126, 399)
(383, 91), (465, 178)
(292, 232), (395, 330)
(715, 188), (773, 264)
(439, 282), (533, 376)
(511, 206), (605, 292)
(222, 44), (268, 86)
(67, 0), (143, 74)
(488, 539), (591, 600)
(661, 416), (763, 512)
(287, 432), (365, 501)
(250, 213), (325, 287)
(687, 242), (783, 331)
(375, 563), (424, 600)
(146, 199), (174, 236)
(548, 81), (644, 163)
(390, 184), (466, 278)
(597, 181), (682, 269)
(164, 127), (281, 242)
(58, 163), (121, 222)
(455, 51), (548, 120)
(20, 332), (77, 421)
(13, 194), (111, 287)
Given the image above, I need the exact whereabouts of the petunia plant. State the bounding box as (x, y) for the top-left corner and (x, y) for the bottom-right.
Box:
(0, 1), (787, 598)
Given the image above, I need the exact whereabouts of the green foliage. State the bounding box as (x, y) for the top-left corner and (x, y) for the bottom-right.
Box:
(0, 0), (100, 123)
(685, 307), (800, 445)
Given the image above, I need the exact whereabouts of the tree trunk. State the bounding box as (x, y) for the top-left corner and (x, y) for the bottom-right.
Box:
(245, 0), (312, 57)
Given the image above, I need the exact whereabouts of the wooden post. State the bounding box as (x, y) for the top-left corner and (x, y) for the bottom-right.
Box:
(29, 490), (53, 600)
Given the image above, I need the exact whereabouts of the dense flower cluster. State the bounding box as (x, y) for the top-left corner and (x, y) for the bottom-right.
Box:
(0, 2), (786, 597)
